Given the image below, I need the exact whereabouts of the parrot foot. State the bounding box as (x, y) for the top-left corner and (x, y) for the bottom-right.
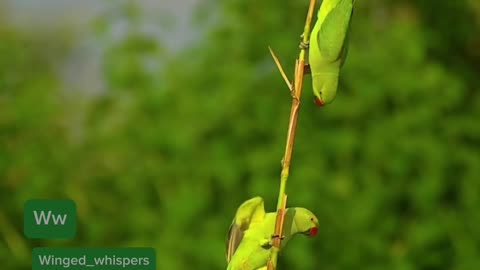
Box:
(304, 64), (311, 74)
(260, 235), (284, 248)
(260, 238), (273, 248)
(299, 40), (309, 50)
(299, 33), (309, 50)
(271, 234), (285, 240)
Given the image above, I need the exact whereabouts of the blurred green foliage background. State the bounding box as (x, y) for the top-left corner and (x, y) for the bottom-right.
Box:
(1, 0), (480, 269)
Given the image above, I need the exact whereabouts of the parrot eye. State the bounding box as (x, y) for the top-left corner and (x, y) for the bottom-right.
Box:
(310, 217), (314, 221)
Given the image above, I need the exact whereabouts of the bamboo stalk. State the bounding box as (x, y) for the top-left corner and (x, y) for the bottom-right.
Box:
(266, 1), (317, 269)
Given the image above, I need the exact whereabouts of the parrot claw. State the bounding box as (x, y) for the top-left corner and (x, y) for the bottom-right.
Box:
(304, 64), (311, 74)
(299, 33), (309, 50)
(260, 238), (273, 248)
(271, 234), (285, 240)
(260, 234), (284, 248)
(299, 40), (309, 50)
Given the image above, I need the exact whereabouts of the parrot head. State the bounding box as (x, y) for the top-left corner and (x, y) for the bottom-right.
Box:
(289, 208), (319, 237)
(312, 73), (339, 107)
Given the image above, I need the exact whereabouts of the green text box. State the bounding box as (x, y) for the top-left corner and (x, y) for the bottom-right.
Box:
(32, 248), (156, 270)
(24, 199), (76, 239)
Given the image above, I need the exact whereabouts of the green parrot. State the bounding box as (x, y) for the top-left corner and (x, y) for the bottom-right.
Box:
(225, 197), (319, 270)
(308, 0), (354, 106)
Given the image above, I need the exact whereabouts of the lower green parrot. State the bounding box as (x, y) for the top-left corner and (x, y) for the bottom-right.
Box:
(309, 0), (354, 106)
(225, 197), (319, 270)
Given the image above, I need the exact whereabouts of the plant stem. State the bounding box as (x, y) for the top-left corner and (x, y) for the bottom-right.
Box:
(267, 1), (317, 269)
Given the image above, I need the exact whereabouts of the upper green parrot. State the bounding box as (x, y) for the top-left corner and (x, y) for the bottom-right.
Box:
(225, 197), (319, 270)
(308, 0), (354, 106)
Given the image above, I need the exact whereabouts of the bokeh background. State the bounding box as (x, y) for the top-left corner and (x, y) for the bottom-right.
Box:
(1, 0), (480, 269)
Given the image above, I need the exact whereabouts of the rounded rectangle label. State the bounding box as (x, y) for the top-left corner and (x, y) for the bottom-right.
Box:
(24, 199), (77, 239)
(32, 248), (156, 270)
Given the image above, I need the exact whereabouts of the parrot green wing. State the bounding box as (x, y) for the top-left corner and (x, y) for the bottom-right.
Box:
(225, 197), (266, 263)
(225, 222), (243, 264)
(339, 32), (350, 67)
(318, 0), (353, 62)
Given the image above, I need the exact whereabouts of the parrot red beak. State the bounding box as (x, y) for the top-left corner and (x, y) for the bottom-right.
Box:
(314, 97), (324, 106)
(309, 227), (318, 237)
